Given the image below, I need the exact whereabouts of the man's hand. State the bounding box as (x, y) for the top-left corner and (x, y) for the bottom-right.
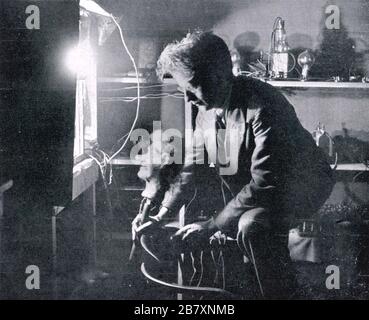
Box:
(132, 206), (170, 239)
(173, 218), (218, 241)
(150, 206), (169, 222)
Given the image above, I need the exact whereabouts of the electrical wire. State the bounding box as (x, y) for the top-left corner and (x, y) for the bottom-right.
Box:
(108, 15), (141, 162)
(84, 13), (142, 186)
(189, 251), (197, 286)
(101, 84), (169, 91)
(218, 174), (234, 198)
(220, 180), (227, 207)
(100, 92), (182, 98)
(237, 232), (265, 298)
(196, 250), (204, 287)
(90, 149), (114, 185)
(247, 238), (264, 298)
(140, 234), (161, 262)
(185, 188), (198, 212)
(88, 153), (114, 220)
(100, 96), (182, 101)
(110, 132), (129, 155)
(95, 25), (183, 202)
(219, 250), (226, 290)
(99, 92), (184, 103)
(210, 250), (219, 286)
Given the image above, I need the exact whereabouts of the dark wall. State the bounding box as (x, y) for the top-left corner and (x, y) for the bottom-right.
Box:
(0, 1), (79, 206)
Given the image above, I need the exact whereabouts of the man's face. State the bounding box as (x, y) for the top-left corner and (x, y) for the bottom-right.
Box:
(173, 70), (226, 111)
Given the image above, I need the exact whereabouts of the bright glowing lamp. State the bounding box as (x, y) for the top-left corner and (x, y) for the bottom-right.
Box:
(65, 44), (93, 77)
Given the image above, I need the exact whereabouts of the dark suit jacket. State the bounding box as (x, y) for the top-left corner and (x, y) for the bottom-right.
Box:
(160, 76), (335, 234)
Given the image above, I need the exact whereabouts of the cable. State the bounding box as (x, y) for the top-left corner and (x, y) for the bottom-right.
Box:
(110, 132), (129, 155)
(108, 15), (140, 162)
(247, 238), (264, 298)
(189, 252), (197, 286)
(210, 250), (219, 286)
(90, 149), (114, 185)
(140, 234), (160, 262)
(88, 153), (114, 220)
(218, 174), (234, 198)
(101, 93), (182, 99)
(185, 188), (198, 212)
(101, 84), (168, 91)
(220, 250), (226, 290)
(220, 180), (227, 206)
(99, 92), (184, 103)
(197, 250), (204, 287)
(89, 154), (106, 176)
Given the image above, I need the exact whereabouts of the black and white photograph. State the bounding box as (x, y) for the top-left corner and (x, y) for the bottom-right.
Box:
(1, 0), (369, 304)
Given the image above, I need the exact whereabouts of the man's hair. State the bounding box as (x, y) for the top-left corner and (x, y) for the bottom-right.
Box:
(156, 31), (232, 80)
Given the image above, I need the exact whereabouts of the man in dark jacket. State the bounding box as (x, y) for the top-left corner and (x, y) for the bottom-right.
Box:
(133, 31), (335, 299)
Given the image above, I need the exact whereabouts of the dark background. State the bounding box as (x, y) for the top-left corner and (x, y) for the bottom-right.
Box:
(0, 1), (79, 206)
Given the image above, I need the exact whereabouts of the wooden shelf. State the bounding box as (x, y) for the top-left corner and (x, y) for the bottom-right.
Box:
(110, 157), (141, 166)
(111, 157), (368, 172)
(72, 159), (99, 200)
(98, 77), (369, 89)
(334, 163), (368, 171)
(265, 80), (369, 89)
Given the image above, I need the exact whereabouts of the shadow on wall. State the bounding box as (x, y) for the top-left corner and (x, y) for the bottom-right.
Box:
(213, 0), (368, 78)
(233, 32), (260, 71)
(230, 16), (364, 81)
(100, 0), (234, 36)
(98, 0), (234, 76)
(310, 8), (365, 80)
(332, 124), (369, 165)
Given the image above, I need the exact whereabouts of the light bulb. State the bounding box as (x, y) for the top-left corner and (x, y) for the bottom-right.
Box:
(297, 50), (315, 81)
(65, 43), (93, 77)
